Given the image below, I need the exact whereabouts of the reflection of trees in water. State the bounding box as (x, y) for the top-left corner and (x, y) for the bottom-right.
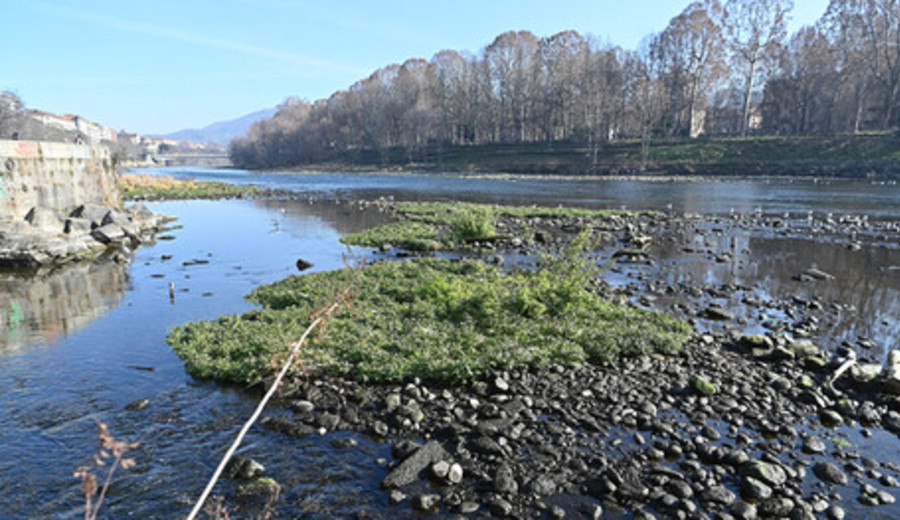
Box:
(654, 227), (900, 357)
(0, 261), (128, 352)
(253, 199), (395, 237)
(751, 237), (900, 358)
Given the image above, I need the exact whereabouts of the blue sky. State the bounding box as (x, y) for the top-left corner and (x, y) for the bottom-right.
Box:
(1, 0), (829, 135)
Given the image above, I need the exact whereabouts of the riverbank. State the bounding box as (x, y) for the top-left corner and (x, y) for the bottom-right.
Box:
(168, 200), (900, 518)
(236, 134), (900, 179)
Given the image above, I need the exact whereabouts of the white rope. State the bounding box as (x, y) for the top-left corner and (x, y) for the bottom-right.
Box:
(186, 306), (335, 520)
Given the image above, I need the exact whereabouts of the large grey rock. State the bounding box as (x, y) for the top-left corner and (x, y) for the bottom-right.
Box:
(25, 207), (64, 234)
(64, 217), (93, 235)
(382, 440), (448, 489)
(70, 204), (111, 227)
(91, 224), (126, 244)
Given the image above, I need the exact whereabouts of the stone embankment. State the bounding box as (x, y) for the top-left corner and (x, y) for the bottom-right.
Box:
(0, 140), (171, 268)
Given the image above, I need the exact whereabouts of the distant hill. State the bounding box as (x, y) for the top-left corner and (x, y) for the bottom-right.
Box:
(162, 107), (277, 146)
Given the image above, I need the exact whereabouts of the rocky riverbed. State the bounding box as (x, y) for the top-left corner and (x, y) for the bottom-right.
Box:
(206, 201), (900, 519)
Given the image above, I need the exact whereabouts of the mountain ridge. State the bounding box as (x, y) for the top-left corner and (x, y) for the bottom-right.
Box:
(161, 107), (277, 146)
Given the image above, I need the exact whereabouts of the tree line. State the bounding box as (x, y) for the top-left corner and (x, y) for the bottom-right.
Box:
(228, 0), (900, 170)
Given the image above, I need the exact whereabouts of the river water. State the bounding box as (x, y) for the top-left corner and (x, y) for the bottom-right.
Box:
(1, 167), (899, 518)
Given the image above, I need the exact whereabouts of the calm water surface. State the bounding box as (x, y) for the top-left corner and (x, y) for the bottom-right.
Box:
(1, 168), (899, 517)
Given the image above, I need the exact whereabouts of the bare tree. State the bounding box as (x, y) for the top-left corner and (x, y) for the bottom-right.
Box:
(652, 1), (729, 137)
(824, 0), (900, 130)
(722, 0), (793, 136)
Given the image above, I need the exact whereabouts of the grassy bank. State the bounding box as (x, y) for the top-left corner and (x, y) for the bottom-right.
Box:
(119, 173), (262, 200)
(272, 134), (900, 177)
(168, 243), (691, 384)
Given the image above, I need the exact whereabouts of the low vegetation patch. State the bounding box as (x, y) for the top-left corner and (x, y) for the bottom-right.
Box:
(119, 173), (261, 200)
(341, 201), (634, 249)
(168, 240), (691, 384)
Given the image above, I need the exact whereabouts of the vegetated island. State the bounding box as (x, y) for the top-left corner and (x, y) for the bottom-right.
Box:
(167, 200), (900, 519)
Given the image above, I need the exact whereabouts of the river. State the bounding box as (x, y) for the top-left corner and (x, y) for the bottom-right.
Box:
(1, 167), (898, 518)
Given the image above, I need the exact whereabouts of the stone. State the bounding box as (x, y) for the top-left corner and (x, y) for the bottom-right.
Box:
(526, 475), (556, 496)
(702, 485), (736, 506)
(295, 258), (314, 271)
(820, 409), (844, 427)
(579, 501), (603, 519)
(64, 217), (93, 235)
(740, 461), (788, 487)
(813, 462), (848, 485)
(235, 477), (281, 514)
(703, 305), (734, 321)
(740, 476), (772, 500)
(447, 462), (464, 484)
(70, 204), (111, 226)
(758, 497), (794, 517)
(412, 493), (441, 511)
(382, 440), (449, 489)
(825, 504), (845, 520)
(788, 340), (822, 359)
(25, 206), (64, 234)
(732, 501), (758, 520)
(885, 411), (900, 433)
(493, 463), (519, 494)
(740, 334), (774, 351)
(431, 460), (450, 480)
(488, 496), (514, 517)
(124, 398), (150, 411)
(851, 363), (883, 384)
(388, 489), (406, 504)
(226, 455), (266, 480)
(882, 350), (900, 394)
(802, 436), (826, 454)
(91, 224), (126, 244)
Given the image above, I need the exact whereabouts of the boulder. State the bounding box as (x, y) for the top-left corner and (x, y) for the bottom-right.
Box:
(881, 350), (900, 394)
(70, 204), (111, 227)
(64, 217), (93, 235)
(226, 455), (266, 480)
(25, 207), (64, 234)
(382, 440), (448, 489)
(91, 224), (126, 244)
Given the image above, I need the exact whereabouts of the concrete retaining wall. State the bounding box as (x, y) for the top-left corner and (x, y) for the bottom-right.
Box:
(0, 140), (119, 221)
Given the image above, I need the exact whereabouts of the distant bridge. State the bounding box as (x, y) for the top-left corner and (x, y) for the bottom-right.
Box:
(154, 153), (231, 167)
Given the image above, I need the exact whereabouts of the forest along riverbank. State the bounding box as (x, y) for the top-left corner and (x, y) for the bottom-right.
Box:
(170, 201), (900, 519)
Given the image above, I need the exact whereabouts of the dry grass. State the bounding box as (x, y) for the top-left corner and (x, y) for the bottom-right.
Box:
(118, 173), (260, 200)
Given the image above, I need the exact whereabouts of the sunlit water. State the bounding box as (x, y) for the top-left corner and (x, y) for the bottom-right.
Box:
(1, 168), (899, 517)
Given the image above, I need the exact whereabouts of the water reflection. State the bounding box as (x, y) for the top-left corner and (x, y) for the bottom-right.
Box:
(652, 226), (900, 360)
(0, 260), (128, 353)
